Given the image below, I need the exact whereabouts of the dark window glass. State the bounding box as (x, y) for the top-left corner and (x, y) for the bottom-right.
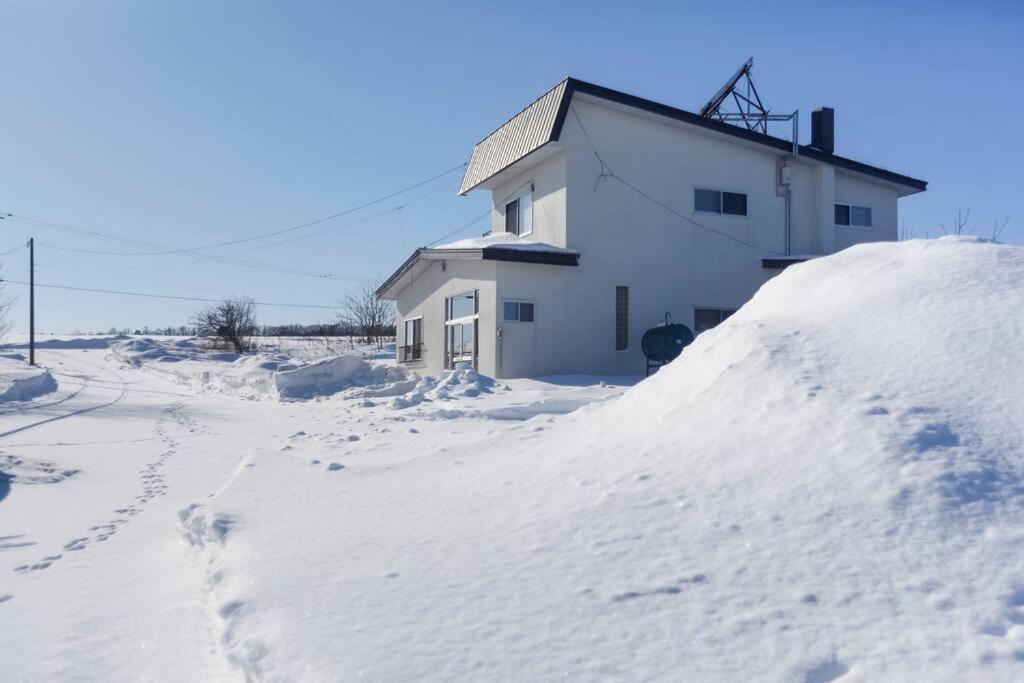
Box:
(695, 308), (737, 333)
(615, 286), (629, 350)
(851, 206), (872, 227)
(694, 308), (721, 333)
(519, 302), (534, 322)
(503, 302), (518, 321)
(447, 291), (476, 320)
(505, 198), (520, 235)
(835, 204), (850, 226)
(694, 188), (720, 213)
(722, 192), (747, 216)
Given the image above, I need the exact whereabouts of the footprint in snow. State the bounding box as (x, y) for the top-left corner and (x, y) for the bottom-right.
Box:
(326, 463), (345, 471)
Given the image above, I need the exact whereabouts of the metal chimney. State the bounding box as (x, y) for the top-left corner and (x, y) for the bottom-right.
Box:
(811, 107), (834, 154)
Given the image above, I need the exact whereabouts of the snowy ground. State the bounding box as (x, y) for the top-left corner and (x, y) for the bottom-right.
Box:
(2, 237), (1023, 681)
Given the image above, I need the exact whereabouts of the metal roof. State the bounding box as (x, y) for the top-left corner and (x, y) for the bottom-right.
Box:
(458, 80), (568, 195)
(458, 77), (927, 195)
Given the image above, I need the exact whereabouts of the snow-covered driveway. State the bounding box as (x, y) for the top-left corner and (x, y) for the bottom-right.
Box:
(0, 346), (630, 681)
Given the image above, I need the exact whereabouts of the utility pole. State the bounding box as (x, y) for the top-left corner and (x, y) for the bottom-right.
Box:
(29, 237), (35, 366)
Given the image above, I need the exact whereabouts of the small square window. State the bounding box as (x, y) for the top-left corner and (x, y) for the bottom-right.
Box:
(851, 206), (872, 227)
(835, 204), (851, 226)
(722, 192), (747, 216)
(503, 302), (518, 321)
(503, 301), (535, 323)
(519, 302), (534, 322)
(694, 188), (720, 213)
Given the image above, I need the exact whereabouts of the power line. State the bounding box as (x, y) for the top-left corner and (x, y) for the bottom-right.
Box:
(0, 278), (341, 310)
(569, 106), (786, 257)
(0, 242), (27, 258)
(1, 162), (467, 256)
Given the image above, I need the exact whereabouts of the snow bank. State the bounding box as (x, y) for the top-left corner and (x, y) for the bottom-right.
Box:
(110, 338), (407, 400)
(0, 355), (57, 403)
(435, 231), (578, 254)
(193, 237), (1024, 680)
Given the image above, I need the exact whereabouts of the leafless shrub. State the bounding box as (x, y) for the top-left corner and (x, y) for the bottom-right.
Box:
(191, 297), (258, 353)
(0, 265), (13, 343)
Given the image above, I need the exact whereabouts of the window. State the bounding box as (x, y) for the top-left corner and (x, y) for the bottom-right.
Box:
(400, 318), (422, 363)
(694, 188), (747, 216)
(445, 290), (478, 368)
(835, 203), (872, 228)
(503, 301), (534, 323)
(504, 190), (533, 236)
(694, 308), (736, 334)
(615, 286), (629, 351)
(447, 290), (477, 321)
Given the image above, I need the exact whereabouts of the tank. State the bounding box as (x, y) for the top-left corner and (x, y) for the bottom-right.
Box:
(641, 323), (695, 376)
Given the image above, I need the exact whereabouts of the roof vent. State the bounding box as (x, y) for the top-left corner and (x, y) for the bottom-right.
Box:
(811, 107), (834, 154)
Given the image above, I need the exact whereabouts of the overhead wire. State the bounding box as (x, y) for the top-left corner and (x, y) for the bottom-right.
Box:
(0, 161), (467, 257)
(0, 278), (341, 310)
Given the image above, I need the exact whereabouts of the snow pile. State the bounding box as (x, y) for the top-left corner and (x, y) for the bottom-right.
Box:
(110, 337), (407, 400)
(186, 237), (1024, 680)
(388, 363), (498, 409)
(0, 354), (57, 403)
(436, 231), (578, 254)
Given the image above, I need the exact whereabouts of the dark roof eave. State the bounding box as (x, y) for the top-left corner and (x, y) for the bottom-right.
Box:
(376, 246), (580, 299)
(561, 78), (927, 192)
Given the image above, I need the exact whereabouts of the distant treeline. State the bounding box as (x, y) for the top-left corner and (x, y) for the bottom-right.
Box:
(82, 322), (395, 338)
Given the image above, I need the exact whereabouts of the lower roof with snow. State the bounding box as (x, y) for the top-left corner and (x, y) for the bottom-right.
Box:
(376, 233), (579, 300)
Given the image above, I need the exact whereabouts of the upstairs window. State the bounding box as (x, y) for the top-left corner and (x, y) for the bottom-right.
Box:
(503, 301), (535, 323)
(504, 191), (533, 236)
(835, 203), (872, 228)
(695, 188), (747, 216)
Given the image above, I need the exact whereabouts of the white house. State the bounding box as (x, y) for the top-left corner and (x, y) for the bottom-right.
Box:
(377, 77), (927, 378)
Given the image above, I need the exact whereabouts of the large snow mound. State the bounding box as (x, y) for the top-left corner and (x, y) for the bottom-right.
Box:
(109, 338), (407, 400)
(195, 238), (1024, 680)
(0, 355), (57, 403)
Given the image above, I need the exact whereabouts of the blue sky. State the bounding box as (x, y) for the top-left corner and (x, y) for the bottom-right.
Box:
(0, 0), (1020, 333)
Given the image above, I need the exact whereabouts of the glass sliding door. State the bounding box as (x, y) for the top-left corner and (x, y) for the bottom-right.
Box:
(444, 289), (479, 369)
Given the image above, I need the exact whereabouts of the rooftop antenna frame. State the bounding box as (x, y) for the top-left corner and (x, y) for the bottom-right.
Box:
(699, 57), (799, 156)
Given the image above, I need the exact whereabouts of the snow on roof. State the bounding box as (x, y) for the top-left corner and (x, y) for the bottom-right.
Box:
(432, 231), (578, 255)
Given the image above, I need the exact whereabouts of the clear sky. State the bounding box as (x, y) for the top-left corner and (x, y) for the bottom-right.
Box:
(1, 0), (1020, 333)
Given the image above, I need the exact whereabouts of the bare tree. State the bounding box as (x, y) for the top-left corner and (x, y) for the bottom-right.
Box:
(191, 297), (258, 353)
(940, 209), (973, 236)
(339, 285), (394, 348)
(0, 265), (13, 343)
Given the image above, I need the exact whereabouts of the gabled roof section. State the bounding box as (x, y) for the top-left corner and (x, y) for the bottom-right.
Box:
(458, 77), (927, 195)
(459, 79), (568, 195)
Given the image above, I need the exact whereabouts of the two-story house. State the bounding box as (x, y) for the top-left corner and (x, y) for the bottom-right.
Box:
(376, 77), (927, 378)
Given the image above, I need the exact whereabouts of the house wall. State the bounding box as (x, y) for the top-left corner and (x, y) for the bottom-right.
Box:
(833, 172), (900, 249)
(490, 151), (568, 247)
(538, 96), (903, 376)
(394, 259), (498, 377)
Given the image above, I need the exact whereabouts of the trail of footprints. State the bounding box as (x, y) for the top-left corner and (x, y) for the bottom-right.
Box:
(13, 403), (190, 574)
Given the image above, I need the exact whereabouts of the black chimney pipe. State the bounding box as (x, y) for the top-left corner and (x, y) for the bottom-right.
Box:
(811, 107), (834, 154)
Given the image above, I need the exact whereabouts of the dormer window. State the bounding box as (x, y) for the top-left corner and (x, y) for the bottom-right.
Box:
(504, 190), (533, 236)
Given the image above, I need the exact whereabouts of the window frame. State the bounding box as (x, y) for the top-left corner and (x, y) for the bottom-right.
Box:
(503, 186), (534, 237)
(694, 187), (748, 217)
(694, 307), (737, 334)
(400, 316), (423, 363)
(502, 300), (535, 324)
(835, 203), (872, 229)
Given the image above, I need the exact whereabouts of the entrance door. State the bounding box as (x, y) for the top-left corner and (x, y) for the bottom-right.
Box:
(444, 290), (479, 369)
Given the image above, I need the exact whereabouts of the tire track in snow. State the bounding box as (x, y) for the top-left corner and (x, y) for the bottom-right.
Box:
(0, 353), (127, 439)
